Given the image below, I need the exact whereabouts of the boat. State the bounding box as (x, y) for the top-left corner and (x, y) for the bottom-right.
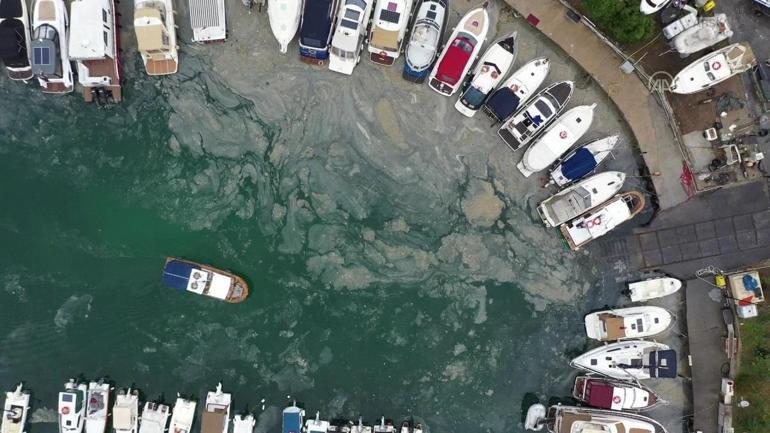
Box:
(412, 424), (422, 433)
(328, 419), (353, 433)
(304, 413), (329, 433)
(397, 421), (410, 433)
(570, 340), (677, 380)
(201, 384), (231, 433)
(68, 0), (122, 104)
(482, 57), (550, 123)
(138, 402), (170, 433)
(543, 405), (667, 433)
(162, 257), (249, 303)
(233, 414), (255, 433)
(670, 42), (756, 94)
(2, 383), (30, 433)
(559, 191), (646, 251)
(112, 389), (139, 433)
(497, 80), (573, 151)
(134, 0), (178, 75)
(30, 0), (74, 93)
(59, 379), (87, 433)
(169, 397), (196, 433)
(427, 4), (489, 96)
(269, 0), (302, 53)
(282, 403), (304, 433)
(367, 0), (412, 65)
(373, 418), (394, 433)
(584, 306), (674, 341)
(454, 32), (517, 117)
(524, 404), (545, 431)
(536, 171), (626, 228)
(572, 376), (661, 411)
(627, 277), (683, 302)
(401, 0), (448, 83)
(350, 418), (372, 433)
(190, 0), (226, 43)
(547, 135), (619, 187)
(640, 0), (671, 15)
(84, 381), (109, 433)
(298, 0), (340, 64)
(328, 0), (374, 75)
(0, 0), (33, 80)
(672, 13), (732, 56)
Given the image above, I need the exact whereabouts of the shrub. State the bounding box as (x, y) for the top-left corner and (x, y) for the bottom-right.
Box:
(583, 0), (656, 44)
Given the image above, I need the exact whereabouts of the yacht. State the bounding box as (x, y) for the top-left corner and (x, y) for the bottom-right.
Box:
(573, 376), (660, 411)
(328, 0), (374, 74)
(304, 412), (329, 433)
(670, 42), (755, 94)
(0, 0), (33, 80)
(233, 414), (256, 433)
(537, 171), (626, 228)
(134, 0), (178, 75)
(298, 0), (340, 64)
(169, 397), (196, 433)
(482, 57), (550, 123)
(497, 80), (573, 151)
(58, 379), (87, 433)
(367, 0), (413, 65)
(454, 32), (517, 117)
(584, 306), (674, 341)
(401, 0), (448, 83)
(282, 403), (304, 433)
(570, 340), (677, 380)
(350, 418), (372, 433)
(189, 0), (226, 42)
(112, 389), (139, 433)
(1, 383), (30, 433)
(627, 277), (683, 302)
(162, 258), (249, 303)
(547, 135), (619, 187)
(373, 418), (394, 433)
(84, 381), (110, 433)
(542, 405), (667, 433)
(68, 0), (122, 103)
(31, 0), (73, 93)
(201, 384), (231, 433)
(268, 0), (303, 53)
(559, 191), (645, 251)
(138, 402), (170, 433)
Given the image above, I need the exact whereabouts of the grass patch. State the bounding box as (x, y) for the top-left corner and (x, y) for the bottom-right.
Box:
(582, 0), (656, 45)
(735, 302), (770, 433)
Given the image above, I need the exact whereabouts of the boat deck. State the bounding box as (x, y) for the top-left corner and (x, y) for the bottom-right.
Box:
(82, 58), (122, 102)
(146, 58), (178, 76)
(41, 81), (73, 94)
(8, 69), (33, 80)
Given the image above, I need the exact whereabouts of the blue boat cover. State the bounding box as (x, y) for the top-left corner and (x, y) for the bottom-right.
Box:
(299, 0), (334, 49)
(560, 148), (598, 181)
(484, 87), (520, 120)
(649, 349), (677, 378)
(162, 260), (197, 291)
(282, 408), (302, 433)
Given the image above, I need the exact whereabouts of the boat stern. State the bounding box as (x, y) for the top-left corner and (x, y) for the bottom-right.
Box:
(369, 50), (397, 65)
(299, 46), (330, 65)
(402, 63), (429, 83)
(428, 77), (456, 96)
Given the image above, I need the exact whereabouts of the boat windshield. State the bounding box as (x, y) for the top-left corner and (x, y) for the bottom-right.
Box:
(340, 19), (359, 30)
(462, 86), (487, 108)
(379, 9), (400, 23)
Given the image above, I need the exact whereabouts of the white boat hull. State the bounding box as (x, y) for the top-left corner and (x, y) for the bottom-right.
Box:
(584, 306), (674, 341)
(628, 277), (682, 302)
(670, 42), (755, 94)
(31, 0), (74, 93)
(268, 0), (303, 53)
(2, 384), (30, 433)
(570, 340), (671, 380)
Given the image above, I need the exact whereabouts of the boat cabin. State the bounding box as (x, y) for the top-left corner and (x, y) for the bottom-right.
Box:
(31, 24), (61, 78)
(189, 0), (227, 42)
(162, 259), (247, 302)
(298, 0), (338, 63)
(434, 35), (475, 85)
(138, 403), (169, 433)
(574, 377), (656, 411)
(134, 0), (178, 75)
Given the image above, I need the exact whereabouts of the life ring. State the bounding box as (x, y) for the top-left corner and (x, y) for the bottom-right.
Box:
(559, 130), (568, 139)
(612, 395), (621, 404)
(712, 61), (722, 70)
(61, 406), (70, 415)
(491, 71), (498, 79)
(193, 272), (201, 279)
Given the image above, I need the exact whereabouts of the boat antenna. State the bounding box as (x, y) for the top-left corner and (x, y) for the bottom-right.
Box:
(380, 416), (385, 428)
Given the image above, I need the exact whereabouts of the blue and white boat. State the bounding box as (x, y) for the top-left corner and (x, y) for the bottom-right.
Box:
(282, 404), (304, 433)
(161, 257), (249, 303)
(401, 0), (447, 83)
(298, 0), (340, 64)
(547, 135), (619, 187)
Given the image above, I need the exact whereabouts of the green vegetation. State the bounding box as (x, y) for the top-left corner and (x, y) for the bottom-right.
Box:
(735, 303), (770, 433)
(583, 0), (656, 44)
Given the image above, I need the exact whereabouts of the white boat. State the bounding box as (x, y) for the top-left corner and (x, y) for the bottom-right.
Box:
(68, 0), (122, 104)
(138, 402), (170, 433)
(112, 389), (139, 433)
(401, 0), (448, 83)
(497, 80), (573, 151)
(427, 4), (489, 96)
(560, 191), (646, 251)
(537, 171), (626, 228)
(572, 376), (661, 412)
(547, 135), (619, 187)
(304, 413), (329, 433)
(0, 0), (33, 80)
(373, 418), (394, 433)
(2, 383), (30, 433)
(350, 418), (372, 433)
(59, 379), (87, 433)
(268, 0), (303, 53)
(670, 42), (756, 94)
(85, 381), (109, 433)
(169, 397), (197, 433)
(627, 277), (683, 302)
(639, 0), (670, 15)
(524, 404), (545, 431)
(673, 14), (732, 56)
(162, 258), (249, 303)
(328, 0), (375, 75)
(30, 0), (74, 93)
(482, 57), (550, 123)
(570, 340), (677, 380)
(544, 405), (667, 433)
(367, 0), (413, 65)
(201, 383), (231, 433)
(189, 0), (226, 42)
(584, 306), (674, 341)
(134, 0), (178, 75)
(517, 104), (596, 177)
(455, 32), (517, 117)
(232, 414), (255, 433)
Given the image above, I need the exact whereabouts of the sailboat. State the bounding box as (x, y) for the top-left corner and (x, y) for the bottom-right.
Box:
(670, 42), (756, 94)
(401, 0), (448, 83)
(536, 171), (626, 228)
(134, 0), (178, 75)
(482, 57), (550, 123)
(328, 0), (375, 75)
(547, 135), (619, 187)
(112, 389), (139, 433)
(559, 191), (646, 250)
(372, 418), (394, 433)
(84, 381), (110, 433)
(1, 383), (30, 433)
(30, 0), (73, 93)
(0, 0), (33, 80)
(298, 0), (340, 64)
(454, 32), (517, 117)
(58, 379), (87, 433)
(584, 306), (674, 341)
(497, 80), (573, 151)
(367, 0), (413, 65)
(268, 0), (303, 53)
(169, 396), (196, 433)
(570, 340), (677, 380)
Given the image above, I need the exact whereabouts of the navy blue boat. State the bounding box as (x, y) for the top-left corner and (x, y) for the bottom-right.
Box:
(298, 0), (340, 64)
(282, 403), (304, 433)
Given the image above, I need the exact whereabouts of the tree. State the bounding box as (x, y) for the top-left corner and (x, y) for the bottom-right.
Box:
(583, 0), (656, 44)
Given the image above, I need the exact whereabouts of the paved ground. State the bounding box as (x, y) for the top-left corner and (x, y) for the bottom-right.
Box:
(720, 0), (770, 64)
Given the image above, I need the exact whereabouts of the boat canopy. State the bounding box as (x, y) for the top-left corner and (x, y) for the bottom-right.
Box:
(163, 260), (198, 290)
(282, 409), (302, 433)
(649, 349), (677, 378)
(69, 0), (112, 60)
(561, 148), (597, 181)
(585, 381), (615, 408)
(31, 25), (60, 77)
(113, 406), (133, 430)
(134, 9), (168, 52)
(0, 0), (23, 17)
(436, 35), (475, 84)
(485, 88), (521, 120)
(299, 0), (334, 49)
(0, 20), (28, 67)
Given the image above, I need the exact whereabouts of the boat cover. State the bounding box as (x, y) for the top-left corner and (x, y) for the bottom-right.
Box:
(282, 410), (302, 433)
(0, 0), (22, 17)
(649, 349), (677, 378)
(435, 35), (474, 85)
(162, 260), (197, 290)
(299, 0), (334, 49)
(585, 381), (614, 408)
(560, 148), (597, 181)
(485, 87), (520, 120)
(0, 19), (28, 67)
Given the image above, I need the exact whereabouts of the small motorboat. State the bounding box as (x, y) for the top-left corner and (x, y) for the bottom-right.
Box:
(560, 191), (646, 251)
(547, 135), (619, 187)
(427, 4), (489, 96)
(112, 389), (139, 433)
(545, 405), (667, 433)
(59, 380), (87, 433)
(350, 418), (372, 433)
(134, 0), (178, 75)
(627, 277), (683, 302)
(497, 80), (573, 151)
(282, 403), (304, 433)
(640, 0), (671, 15)
(304, 412), (328, 433)
(162, 258), (249, 303)
(327, 419), (353, 433)
(584, 306), (673, 341)
(573, 376), (661, 411)
(201, 384), (231, 433)
(401, 0), (448, 83)
(672, 13), (732, 56)
(328, 0), (374, 75)
(367, 0), (413, 65)
(0, 0), (33, 80)
(412, 424), (422, 433)
(189, 0), (226, 42)
(570, 340), (677, 380)
(85, 381), (110, 433)
(2, 383), (30, 433)
(169, 397), (196, 433)
(482, 57), (550, 123)
(137, 402), (169, 433)
(537, 171), (626, 228)
(455, 32), (517, 117)
(398, 421), (410, 433)
(670, 42), (756, 94)
(517, 103), (596, 177)
(31, 0), (74, 93)
(373, 418), (394, 433)
(523, 404), (545, 431)
(233, 414), (256, 433)
(298, 0), (340, 64)
(269, 0), (303, 53)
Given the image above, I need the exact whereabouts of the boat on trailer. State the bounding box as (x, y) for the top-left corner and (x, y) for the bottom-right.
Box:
(298, 0), (340, 64)
(85, 381), (109, 433)
(537, 171), (626, 228)
(68, 0), (123, 104)
(367, 0), (413, 65)
(497, 80), (573, 151)
(112, 389), (139, 433)
(559, 191), (645, 251)
(201, 384), (231, 433)
(59, 379), (87, 433)
(2, 383), (30, 433)
(482, 57), (550, 123)
(328, 0), (375, 75)
(190, 0), (226, 42)
(570, 340), (677, 381)
(401, 0), (448, 83)
(162, 257), (249, 303)
(31, 0), (74, 93)
(268, 0), (302, 53)
(584, 306), (673, 341)
(670, 42), (756, 94)
(455, 32), (517, 117)
(282, 403), (304, 433)
(427, 3), (489, 96)
(138, 402), (169, 433)
(627, 277), (683, 302)
(547, 135), (619, 187)
(134, 0), (178, 75)
(0, 0), (33, 80)
(543, 405), (667, 433)
(233, 414), (255, 433)
(572, 376), (661, 411)
(169, 396), (196, 433)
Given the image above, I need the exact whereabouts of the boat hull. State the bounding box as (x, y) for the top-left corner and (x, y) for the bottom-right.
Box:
(569, 340), (673, 380)
(628, 277), (682, 302)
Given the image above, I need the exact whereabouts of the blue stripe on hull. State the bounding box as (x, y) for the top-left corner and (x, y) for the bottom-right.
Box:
(402, 63), (429, 80)
(299, 47), (330, 61)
